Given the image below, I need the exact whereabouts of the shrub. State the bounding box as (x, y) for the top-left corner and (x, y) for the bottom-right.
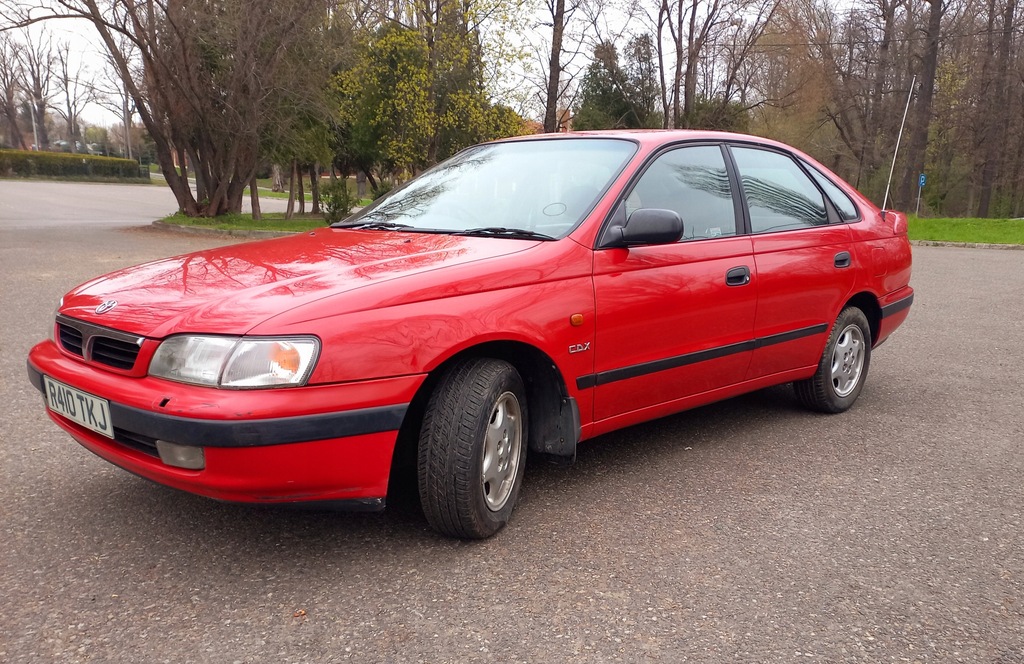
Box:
(371, 180), (394, 200)
(0, 149), (147, 179)
(320, 178), (358, 224)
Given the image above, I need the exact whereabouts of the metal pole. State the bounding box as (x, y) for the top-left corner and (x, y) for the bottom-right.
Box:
(125, 112), (132, 160)
(882, 75), (917, 212)
(916, 185), (922, 217)
(29, 100), (39, 151)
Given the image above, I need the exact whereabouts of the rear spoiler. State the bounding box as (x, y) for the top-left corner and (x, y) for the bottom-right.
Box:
(882, 210), (909, 236)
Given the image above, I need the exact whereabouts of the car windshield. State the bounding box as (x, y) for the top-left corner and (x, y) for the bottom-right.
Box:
(337, 138), (637, 239)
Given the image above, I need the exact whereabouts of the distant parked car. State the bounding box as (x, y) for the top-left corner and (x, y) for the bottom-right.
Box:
(54, 140), (85, 153)
(28, 130), (913, 538)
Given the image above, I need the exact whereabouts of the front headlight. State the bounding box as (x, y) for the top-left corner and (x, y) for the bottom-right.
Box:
(149, 336), (320, 388)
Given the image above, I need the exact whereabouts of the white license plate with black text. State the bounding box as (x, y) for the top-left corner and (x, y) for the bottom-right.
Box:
(43, 377), (114, 439)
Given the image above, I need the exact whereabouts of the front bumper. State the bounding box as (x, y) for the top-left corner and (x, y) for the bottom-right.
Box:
(28, 341), (423, 505)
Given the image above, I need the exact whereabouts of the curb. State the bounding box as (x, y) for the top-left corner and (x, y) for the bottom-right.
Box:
(152, 220), (299, 239)
(910, 240), (1024, 250)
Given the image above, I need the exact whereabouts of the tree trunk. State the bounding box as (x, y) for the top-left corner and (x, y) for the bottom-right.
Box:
(298, 166), (306, 215)
(176, 146), (189, 190)
(899, 0), (943, 209)
(671, 0), (684, 128)
(656, 0), (671, 129)
(977, 0), (1017, 216)
(185, 146), (207, 204)
(309, 163), (321, 214)
(543, 0), (566, 133)
(682, 1), (699, 126)
(249, 174), (261, 220)
(2, 95), (25, 149)
(272, 163), (285, 192)
(123, 97), (133, 160)
(32, 98), (49, 149)
(286, 159), (298, 220)
(867, 0), (899, 173)
(423, 9), (440, 163)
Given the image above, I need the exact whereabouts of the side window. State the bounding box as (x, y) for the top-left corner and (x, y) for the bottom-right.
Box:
(731, 147), (828, 233)
(802, 160), (861, 221)
(627, 145), (737, 241)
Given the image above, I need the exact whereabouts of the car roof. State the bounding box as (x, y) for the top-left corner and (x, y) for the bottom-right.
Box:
(492, 129), (806, 155)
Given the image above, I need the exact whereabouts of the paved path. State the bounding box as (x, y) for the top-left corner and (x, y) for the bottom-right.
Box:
(1, 211), (1022, 662)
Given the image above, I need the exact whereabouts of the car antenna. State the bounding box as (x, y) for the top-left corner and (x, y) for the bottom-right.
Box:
(881, 74), (917, 217)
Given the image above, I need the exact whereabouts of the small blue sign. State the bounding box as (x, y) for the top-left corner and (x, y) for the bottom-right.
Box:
(919, 173), (927, 188)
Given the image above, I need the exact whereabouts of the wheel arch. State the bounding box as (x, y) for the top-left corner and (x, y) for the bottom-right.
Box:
(843, 291), (882, 347)
(388, 341), (580, 500)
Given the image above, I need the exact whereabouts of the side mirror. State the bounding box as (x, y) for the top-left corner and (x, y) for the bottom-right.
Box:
(611, 208), (684, 247)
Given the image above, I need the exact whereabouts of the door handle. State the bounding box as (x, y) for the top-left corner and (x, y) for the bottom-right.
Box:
(834, 251), (852, 268)
(726, 266), (750, 286)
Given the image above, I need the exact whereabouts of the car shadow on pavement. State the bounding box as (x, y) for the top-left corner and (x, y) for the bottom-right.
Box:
(50, 383), (813, 563)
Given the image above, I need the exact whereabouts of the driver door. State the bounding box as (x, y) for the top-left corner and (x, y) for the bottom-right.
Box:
(591, 144), (757, 422)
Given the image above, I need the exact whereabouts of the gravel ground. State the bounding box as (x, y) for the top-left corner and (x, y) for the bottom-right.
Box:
(1, 184), (1022, 662)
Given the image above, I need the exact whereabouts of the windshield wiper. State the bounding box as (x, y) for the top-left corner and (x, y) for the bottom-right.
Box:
(332, 220), (413, 230)
(454, 227), (555, 240)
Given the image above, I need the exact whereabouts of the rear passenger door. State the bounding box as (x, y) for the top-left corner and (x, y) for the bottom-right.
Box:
(726, 145), (857, 380)
(591, 144), (756, 422)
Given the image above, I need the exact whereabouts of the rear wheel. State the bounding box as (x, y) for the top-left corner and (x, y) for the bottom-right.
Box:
(795, 306), (872, 413)
(417, 358), (527, 539)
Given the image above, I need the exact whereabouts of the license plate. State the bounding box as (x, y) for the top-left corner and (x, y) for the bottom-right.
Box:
(43, 377), (114, 439)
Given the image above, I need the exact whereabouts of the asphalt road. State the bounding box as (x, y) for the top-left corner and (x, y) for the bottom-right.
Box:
(1, 183), (1022, 662)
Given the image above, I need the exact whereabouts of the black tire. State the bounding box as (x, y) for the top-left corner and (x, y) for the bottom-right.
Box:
(795, 306), (872, 413)
(417, 358), (528, 539)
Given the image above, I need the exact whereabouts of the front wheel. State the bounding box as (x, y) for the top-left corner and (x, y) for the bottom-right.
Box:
(795, 306), (872, 413)
(417, 358), (528, 539)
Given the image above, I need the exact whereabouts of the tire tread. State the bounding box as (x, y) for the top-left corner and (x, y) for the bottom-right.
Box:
(417, 358), (526, 539)
(794, 306), (872, 414)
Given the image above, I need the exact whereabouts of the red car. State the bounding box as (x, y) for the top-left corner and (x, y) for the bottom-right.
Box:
(27, 131), (913, 538)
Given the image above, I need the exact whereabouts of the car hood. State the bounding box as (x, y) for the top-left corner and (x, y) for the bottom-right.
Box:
(59, 229), (538, 338)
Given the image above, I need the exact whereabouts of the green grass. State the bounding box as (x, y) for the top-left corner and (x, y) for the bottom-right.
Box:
(160, 212), (328, 233)
(908, 217), (1024, 245)
(1, 174), (152, 185)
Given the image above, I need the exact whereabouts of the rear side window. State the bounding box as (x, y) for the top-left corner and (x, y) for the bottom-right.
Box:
(802, 161), (860, 221)
(626, 145), (737, 241)
(731, 147), (828, 233)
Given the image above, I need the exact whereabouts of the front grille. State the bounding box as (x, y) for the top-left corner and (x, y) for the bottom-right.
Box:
(92, 337), (141, 370)
(55, 315), (145, 372)
(58, 324), (85, 357)
(113, 428), (160, 458)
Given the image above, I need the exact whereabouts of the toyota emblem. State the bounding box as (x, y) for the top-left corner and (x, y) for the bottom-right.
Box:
(95, 300), (118, 315)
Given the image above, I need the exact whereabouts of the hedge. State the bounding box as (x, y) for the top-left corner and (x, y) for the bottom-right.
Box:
(0, 149), (148, 179)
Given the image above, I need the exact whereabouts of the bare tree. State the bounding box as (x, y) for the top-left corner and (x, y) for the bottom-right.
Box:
(975, 0), (1017, 216)
(898, 0), (944, 208)
(528, 0), (588, 132)
(91, 33), (138, 159)
(542, 0), (571, 132)
(0, 32), (26, 148)
(18, 28), (53, 150)
(3, 0), (332, 217)
(52, 42), (94, 151)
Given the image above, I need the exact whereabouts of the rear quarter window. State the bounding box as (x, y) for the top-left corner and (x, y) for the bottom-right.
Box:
(802, 161), (861, 221)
